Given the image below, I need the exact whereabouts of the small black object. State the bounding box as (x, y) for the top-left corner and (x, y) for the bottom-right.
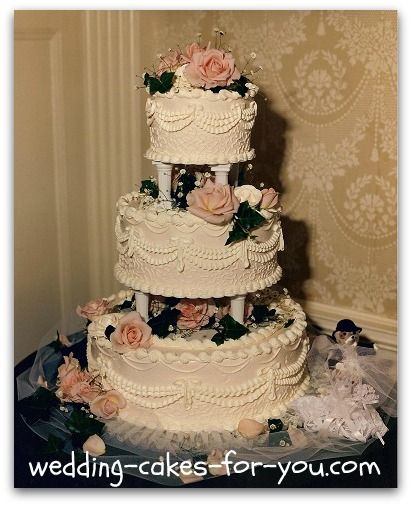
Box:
(104, 325), (116, 338)
(267, 418), (283, 433)
(332, 319), (362, 338)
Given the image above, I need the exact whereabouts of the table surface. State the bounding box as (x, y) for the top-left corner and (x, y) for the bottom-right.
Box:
(14, 351), (397, 488)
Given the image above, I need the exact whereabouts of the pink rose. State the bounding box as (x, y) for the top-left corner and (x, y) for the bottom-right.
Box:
(176, 299), (216, 330)
(260, 188), (279, 210)
(185, 42), (204, 60)
(184, 45), (240, 89)
(110, 311), (152, 353)
(186, 179), (240, 225)
(57, 353), (81, 384)
(68, 375), (101, 403)
(76, 298), (110, 321)
(90, 390), (127, 419)
(156, 50), (187, 76)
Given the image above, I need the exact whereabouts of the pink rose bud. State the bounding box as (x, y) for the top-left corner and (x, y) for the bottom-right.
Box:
(82, 434), (106, 457)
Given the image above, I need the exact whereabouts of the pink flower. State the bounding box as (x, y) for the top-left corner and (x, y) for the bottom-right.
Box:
(57, 353), (81, 384)
(56, 355), (101, 403)
(68, 375), (101, 403)
(176, 299), (216, 330)
(110, 311), (152, 353)
(76, 298), (110, 321)
(185, 42), (204, 59)
(90, 390), (127, 419)
(156, 50), (187, 75)
(186, 179), (240, 225)
(184, 45), (240, 89)
(83, 434), (106, 457)
(260, 188), (279, 210)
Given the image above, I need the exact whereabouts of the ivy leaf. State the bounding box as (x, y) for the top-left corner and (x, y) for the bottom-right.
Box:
(211, 333), (225, 346)
(146, 72), (175, 95)
(237, 201), (266, 228)
(225, 223), (249, 245)
(147, 308), (181, 338)
(44, 434), (66, 455)
(219, 314), (249, 340)
(104, 325), (116, 339)
(209, 75), (251, 97)
(143, 72), (150, 87)
(65, 408), (105, 448)
(172, 171), (197, 209)
(159, 71), (174, 90)
(140, 179), (159, 198)
(226, 202), (266, 245)
(18, 387), (60, 424)
(284, 319), (295, 328)
(251, 305), (270, 324)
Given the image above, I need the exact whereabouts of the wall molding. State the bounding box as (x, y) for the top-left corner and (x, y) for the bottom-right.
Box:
(82, 11), (142, 297)
(298, 299), (397, 352)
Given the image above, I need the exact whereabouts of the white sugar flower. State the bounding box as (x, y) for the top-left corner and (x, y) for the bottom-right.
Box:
(234, 185), (262, 207)
(168, 325), (174, 332)
(179, 168), (186, 175)
(250, 52), (256, 59)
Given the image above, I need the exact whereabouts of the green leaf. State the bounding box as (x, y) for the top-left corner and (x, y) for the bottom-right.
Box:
(146, 72), (175, 95)
(226, 202), (266, 245)
(65, 408), (104, 437)
(225, 222), (249, 245)
(251, 305), (270, 324)
(284, 318), (295, 328)
(211, 333), (225, 346)
(140, 179), (159, 198)
(219, 314), (249, 340)
(211, 315), (249, 346)
(44, 434), (66, 454)
(143, 72), (150, 86)
(147, 308), (181, 338)
(172, 171), (197, 209)
(18, 387), (60, 424)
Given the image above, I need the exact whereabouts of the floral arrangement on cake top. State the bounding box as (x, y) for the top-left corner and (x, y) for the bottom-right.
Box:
(139, 168), (280, 245)
(140, 29), (261, 98)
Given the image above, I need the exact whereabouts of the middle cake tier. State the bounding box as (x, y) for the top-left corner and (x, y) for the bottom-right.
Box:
(114, 191), (284, 298)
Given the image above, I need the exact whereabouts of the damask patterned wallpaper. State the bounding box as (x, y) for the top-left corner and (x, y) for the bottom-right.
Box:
(140, 10), (397, 322)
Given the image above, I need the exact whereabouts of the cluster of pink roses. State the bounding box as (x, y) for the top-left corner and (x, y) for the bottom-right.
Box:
(186, 180), (279, 226)
(156, 41), (241, 90)
(56, 353), (126, 419)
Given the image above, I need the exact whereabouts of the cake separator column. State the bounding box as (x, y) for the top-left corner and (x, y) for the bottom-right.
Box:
(230, 294), (246, 324)
(135, 291), (149, 321)
(210, 163), (231, 185)
(153, 161), (172, 208)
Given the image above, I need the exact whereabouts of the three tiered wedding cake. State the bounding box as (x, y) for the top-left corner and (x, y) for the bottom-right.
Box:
(85, 39), (310, 433)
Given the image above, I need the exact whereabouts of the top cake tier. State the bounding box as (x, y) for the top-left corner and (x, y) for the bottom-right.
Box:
(145, 90), (257, 165)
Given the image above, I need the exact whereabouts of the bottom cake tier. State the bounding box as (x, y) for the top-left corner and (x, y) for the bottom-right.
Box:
(87, 294), (310, 433)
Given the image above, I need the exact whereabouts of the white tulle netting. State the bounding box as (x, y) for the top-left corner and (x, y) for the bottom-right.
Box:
(16, 320), (397, 485)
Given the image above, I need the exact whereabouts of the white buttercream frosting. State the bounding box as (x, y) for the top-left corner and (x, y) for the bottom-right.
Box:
(114, 192), (284, 298)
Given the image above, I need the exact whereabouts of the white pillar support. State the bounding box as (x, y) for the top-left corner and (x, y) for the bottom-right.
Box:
(135, 291), (149, 321)
(230, 294), (246, 324)
(153, 161), (172, 208)
(210, 163), (231, 185)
